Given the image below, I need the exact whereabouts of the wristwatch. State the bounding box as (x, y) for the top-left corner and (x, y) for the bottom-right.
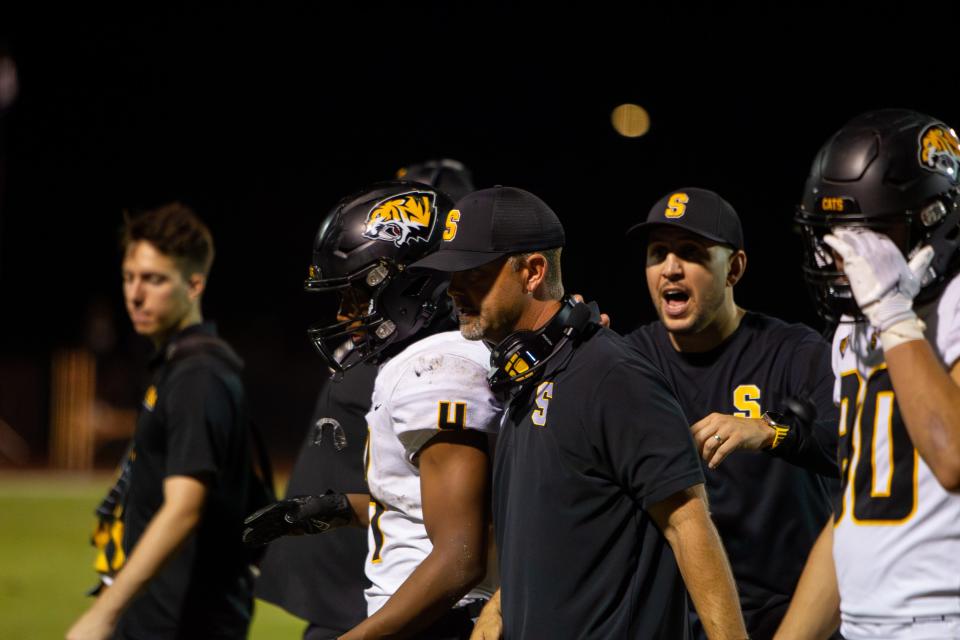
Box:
(761, 410), (791, 450)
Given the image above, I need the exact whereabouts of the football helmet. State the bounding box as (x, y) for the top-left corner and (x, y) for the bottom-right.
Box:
(395, 158), (475, 201)
(305, 181), (455, 372)
(796, 108), (960, 322)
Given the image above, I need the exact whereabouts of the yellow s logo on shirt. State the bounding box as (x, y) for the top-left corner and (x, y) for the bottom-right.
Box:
(531, 381), (554, 427)
(732, 384), (761, 419)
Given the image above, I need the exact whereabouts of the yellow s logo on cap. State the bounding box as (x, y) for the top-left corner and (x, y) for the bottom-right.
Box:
(443, 209), (461, 241)
(665, 193), (689, 219)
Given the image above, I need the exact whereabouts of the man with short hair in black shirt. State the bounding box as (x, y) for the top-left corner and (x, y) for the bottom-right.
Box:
(410, 186), (747, 639)
(625, 188), (838, 639)
(68, 203), (255, 640)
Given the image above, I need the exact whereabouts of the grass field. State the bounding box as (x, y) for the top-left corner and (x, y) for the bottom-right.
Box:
(0, 472), (304, 640)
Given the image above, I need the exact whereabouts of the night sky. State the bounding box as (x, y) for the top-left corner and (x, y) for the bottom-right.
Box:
(1, 4), (957, 461)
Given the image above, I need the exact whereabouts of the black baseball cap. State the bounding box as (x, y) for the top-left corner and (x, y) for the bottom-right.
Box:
(627, 187), (744, 250)
(410, 186), (565, 272)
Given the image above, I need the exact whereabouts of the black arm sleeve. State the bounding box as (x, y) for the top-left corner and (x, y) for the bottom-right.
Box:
(767, 336), (839, 478)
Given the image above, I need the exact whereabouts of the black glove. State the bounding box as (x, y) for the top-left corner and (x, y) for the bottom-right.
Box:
(242, 491), (354, 548)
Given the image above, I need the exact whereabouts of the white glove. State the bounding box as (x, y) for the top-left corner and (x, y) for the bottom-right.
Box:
(823, 228), (934, 331)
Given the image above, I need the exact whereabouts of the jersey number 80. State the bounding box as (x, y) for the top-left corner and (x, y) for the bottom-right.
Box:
(837, 366), (918, 525)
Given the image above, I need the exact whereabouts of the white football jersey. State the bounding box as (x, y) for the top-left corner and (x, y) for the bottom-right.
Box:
(832, 273), (960, 623)
(363, 331), (502, 615)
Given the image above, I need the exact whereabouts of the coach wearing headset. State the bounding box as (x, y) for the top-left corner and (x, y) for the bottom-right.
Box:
(410, 186), (747, 640)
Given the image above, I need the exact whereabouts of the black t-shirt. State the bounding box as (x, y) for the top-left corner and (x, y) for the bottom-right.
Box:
(117, 324), (253, 640)
(626, 313), (838, 638)
(256, 361), (376, 633)
(494, 326), (703, 640)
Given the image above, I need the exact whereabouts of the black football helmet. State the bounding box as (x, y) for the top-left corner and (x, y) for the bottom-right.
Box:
(305, 181), (455, 372)
(395, 158), (475, 201)
(796, 108), (960, 323)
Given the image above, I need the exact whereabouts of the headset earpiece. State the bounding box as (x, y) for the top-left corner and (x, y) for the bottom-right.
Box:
(488, 297), (599, 392)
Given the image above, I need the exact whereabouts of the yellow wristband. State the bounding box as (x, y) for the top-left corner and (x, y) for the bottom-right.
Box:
(769, 425), (790, 449)
(761, 412), (791, 450)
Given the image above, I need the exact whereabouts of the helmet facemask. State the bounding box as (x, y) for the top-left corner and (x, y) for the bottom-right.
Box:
(796, 209), (910, 323)
(305, 258), (452, 374)
(797, 110), (960, 324)
(796, 195), (960, 323)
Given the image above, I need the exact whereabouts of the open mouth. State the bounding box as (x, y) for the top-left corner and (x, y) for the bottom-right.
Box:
(661, 289), (691, 317)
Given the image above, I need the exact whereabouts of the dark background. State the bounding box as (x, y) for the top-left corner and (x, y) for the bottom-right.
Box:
(1, 4), (957, 464)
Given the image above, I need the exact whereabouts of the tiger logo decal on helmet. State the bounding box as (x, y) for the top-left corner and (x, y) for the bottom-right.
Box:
(362, 190), (436, 247)
(919, 124), (960, 181)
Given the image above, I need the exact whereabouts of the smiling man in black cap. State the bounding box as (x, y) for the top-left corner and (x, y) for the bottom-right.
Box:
(411, 186), (747, 639)
(625, 187), (839, 639)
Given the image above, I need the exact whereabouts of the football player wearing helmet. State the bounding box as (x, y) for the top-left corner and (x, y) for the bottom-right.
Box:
(778, 109), (960, 640)
(303, 181), (456, 373)
(246, 180), (502, 640)
(255, 163), (477, 640)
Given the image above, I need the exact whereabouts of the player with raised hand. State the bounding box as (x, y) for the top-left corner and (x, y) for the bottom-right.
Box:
(778, 109), (960, 640)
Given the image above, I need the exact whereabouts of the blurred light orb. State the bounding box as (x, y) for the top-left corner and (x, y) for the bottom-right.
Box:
(611, 103), (650, 138)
